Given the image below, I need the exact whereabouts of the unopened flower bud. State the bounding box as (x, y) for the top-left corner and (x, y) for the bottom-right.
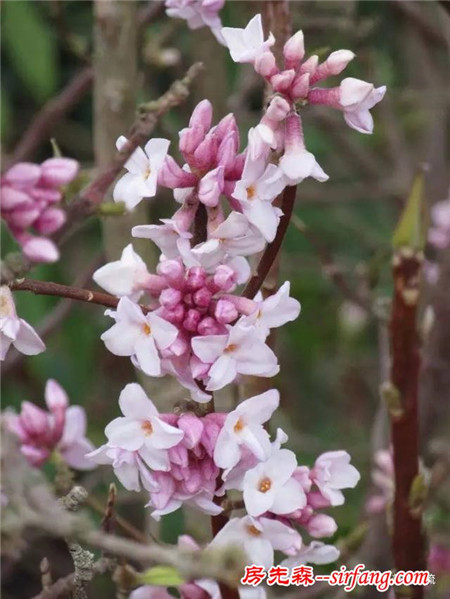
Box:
(291, 72), (310, 100)
(0, 186), (31, 210)
(307, 513), (338, 538)
(34, 207), (66, 235)
(159, 287), (183, 309)
(183, 309), (202, 332)
(189, 99), (213, 133)
(265, 96), (291, 122)
(270, 69), (296, 93)
(197, 316), (221, 336)
(4, 162), (41, 187)
(193, 287), (212, 308)
(254, 51), (277, 77)
(20, 402), (48, 437)
(7, 205), (40, 228)
(213, 264), (235, 291)
(179, 125), (205, 156)
(215, 299), (238, 324)
(192, 133), (218, 171)
(178, 412), (204, 449)
(22, 237), (59, 263)
(198, 166), (224, 207)
(283, 30), (305, 69)
(157, 259), (184, 285)
(40, 158), (79, 187)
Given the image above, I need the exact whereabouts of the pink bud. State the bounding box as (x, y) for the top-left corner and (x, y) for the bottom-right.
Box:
(306, 513), (338, 538)
(270, 69), (296, 93)
(34, 207), (66, 235)
(254, 51), (278, 77)
(310, 50), (355, 85)
(178, 412), (204, 448)
(20, 402), (49, 438)
(283, 31), (305, 69)
(198, 166), (224, 207)
(22, 237), (59, 263)
(162, 304), (185, 324)
(197, 316), (223, 336)
(30, 187), (62, 204)
(189, 99), (213, 133)
(293, 466), (312, 493)
(168, 444), (189, 467)
(157, 259), (185, 286)
(213, 264), (236, 291)
(40, 158), (79, 187)
(265, 96), (291, 122)
(215, 299), (238, 324)
(291, 73), (310, 100)
(181, 465), (203, 494)
(186, 267), (206, 290)
(213, 113), (238, 145)
(159, 287), (183, 309)
(21, 445), (49, 467)
(201, 412), (226, 456)
(45, 379), (68, 411)
(193, 287), (212, 308)
(299, 55), (319, 76)
(191, 133), (218, 171)
(180, 582), (210, 599)
(7, 204), (40, 229)
(307, 490), (331, 509)
(183, 308), (202, 332)
(158, 156), (197, 189)
(0, 185), (32, 210)
(217, 134), (239, 174)
(179, 125), (206, 157)
(164, 335), (189, 357)
(4, 163), (42, 187)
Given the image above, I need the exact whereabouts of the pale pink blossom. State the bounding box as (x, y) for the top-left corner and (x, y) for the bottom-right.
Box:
(113, 136), (170, 209)
(133, 219), (192, 259)
(103, 383), (183, 470)
(0, 286), (45, 361)
(222, 14), (275, 64)
(214, 389), (279, 470)
(239, 281), (301, 339)
(165, 0), (225, 45)
(429, 196), (450, 249)
(210, 515), (302, 569)
(311, 450), (360, 506)
(192, 321), (279, 391)
(101, 297), (178, 376)
(243, 448), (307, 517)
(93, 244), (152, 300)
(232, 156), (285, 242)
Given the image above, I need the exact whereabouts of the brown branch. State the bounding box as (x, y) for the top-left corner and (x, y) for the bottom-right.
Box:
(243, 185), (297, 299)
(389, 248), (425, 598)
(9, 278), (121, 310)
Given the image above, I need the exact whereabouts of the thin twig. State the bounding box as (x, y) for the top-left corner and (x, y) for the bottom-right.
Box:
(243, 185), (297, 299)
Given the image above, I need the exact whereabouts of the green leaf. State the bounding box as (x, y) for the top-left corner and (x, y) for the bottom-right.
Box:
(2, 1), (58, 102)
(138, 566), (185, 587)
(392, 171), (427, 251)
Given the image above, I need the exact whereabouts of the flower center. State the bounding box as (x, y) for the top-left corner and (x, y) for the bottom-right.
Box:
(142, 323), (152, 335)
(259, 477), (272, 493)
(233, 418), (244, 432)
(224, 343), (237, 353)
(246, 185), (256, 200)
(141, 420), (153, 436)
(144, 167), (152, 180)
(246, 524), (262, 537)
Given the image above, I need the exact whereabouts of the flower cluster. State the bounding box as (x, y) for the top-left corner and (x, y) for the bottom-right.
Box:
(0, 285), (45, 361)
(1, 158), (79, 262)
(5, 379), (94, 469)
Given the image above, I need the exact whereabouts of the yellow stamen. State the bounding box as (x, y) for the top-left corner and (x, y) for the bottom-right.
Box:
(142, 323), (151, 335)
(141, 420), (153, 436)
(259, 477), (272, 493)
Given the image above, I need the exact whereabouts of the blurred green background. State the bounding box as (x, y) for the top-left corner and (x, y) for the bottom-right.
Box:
(1, 1), (449, 598)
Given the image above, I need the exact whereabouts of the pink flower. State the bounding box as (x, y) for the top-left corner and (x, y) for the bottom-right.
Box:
(0, 286), (45, 361)
(165, 0), (225, 45)
(87, 445), (157, 492)
(242, 448), (307, 517)
(192, 320), (279, 391)
(214, 389), (279, 470)
(101, 297), (178, 376)
(210, 515), (302, 569)
(311, 450), (360, 506)
(133, 219), (192, 259)
(222, 14), (275, 64)
(6, 379), (94, 470)
(113, 136), (170, 210)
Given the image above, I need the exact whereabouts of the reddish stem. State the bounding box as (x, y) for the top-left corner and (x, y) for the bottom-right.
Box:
(389, 249), (425, 598)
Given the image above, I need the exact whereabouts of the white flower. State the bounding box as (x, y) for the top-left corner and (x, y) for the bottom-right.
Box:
(113, 136), (170, 209)
(214, 389), (279, 470)
(210, 515), (302, 569)
(311, 450), (360, 505)
(93, 244), (151, 300)
(241, 281), (301, 339)
(87, 445), (157, 492)
(232, 156), (285, 242)
(222, 14), (275, 64)
(339, 78), (387, 134)
(132, 219), (192, 259)
(0, 286), (45, 361)
(243, 448), (306, 517)
(103, 383), (184, 470)
(192, 321), (279, 391)
(101, 297), (178, 376)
